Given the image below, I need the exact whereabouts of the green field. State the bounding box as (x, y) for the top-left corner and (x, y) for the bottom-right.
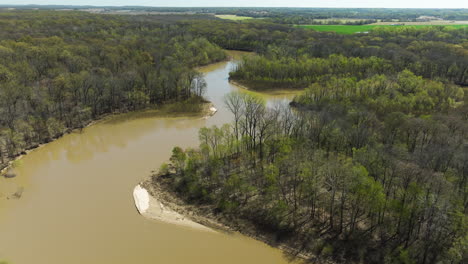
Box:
(215, 15), (253, 21)
(296, 24), (468, 34)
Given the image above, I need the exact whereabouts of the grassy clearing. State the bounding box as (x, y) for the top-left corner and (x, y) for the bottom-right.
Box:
(215, 15), (253, 20)
(296, 24), (468, 34)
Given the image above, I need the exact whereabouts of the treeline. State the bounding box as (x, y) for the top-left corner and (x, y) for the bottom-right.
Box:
(230, 33), (468, 89)
(275, 8), (468, 23)
(4, 7), (468, 26)
(9, 7), (468, 21)
(242, 8), (468, 24)
(294, 70), (464, 116)
(186, 19), (468, 87)
(107, 7), (468, 23)
(162, 84), (467, 263)
(229, 55), (392, 89)
(230, 50), (467, 90)
(0, 11), (226, 169)
(297, 19), (378, 25)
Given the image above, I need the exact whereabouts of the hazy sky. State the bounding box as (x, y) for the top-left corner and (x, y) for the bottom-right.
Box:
(1, 0), (467, 8)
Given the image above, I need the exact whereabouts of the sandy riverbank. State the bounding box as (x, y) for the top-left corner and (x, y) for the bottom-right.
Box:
(133, 184), (214, 232)
(136, 173), (328, 263)
(132, 103), (219, 232)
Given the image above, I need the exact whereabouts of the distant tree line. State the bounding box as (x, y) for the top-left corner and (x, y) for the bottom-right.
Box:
(218, 24), (468, 88)
(129, 7), (468, 23)
(293, 19), (378, 25)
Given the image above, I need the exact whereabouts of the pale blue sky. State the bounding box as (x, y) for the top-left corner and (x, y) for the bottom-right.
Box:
(0, 0), (467, 8)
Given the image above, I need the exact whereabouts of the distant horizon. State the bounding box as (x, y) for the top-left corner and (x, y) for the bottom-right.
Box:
(2, 5), (468, 9)
(1, 0), (467, 9)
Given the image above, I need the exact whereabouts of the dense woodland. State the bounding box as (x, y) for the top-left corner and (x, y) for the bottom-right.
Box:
(228, 26), (468, 88)
(0, 11), (226, 170)
(158, 10), (466, 264)
(164, 87), (467, 263)
(1, 8), (467, 264)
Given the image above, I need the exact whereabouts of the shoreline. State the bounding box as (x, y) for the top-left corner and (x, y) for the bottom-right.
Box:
(137, 173), (327, 263)
(0, 102), (216, 178)
(0, 114), (106, 177)
(228, 79), (251, 90)
(229, 79), (306, 94)
(133, 183), (215, 232)
(132, 77), (316, 262)
(138, 175), (233, 233)
(0, 50), (233, 178)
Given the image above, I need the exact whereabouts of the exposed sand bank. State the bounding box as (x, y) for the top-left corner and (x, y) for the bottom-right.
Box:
(133, 184), (214, 232)
(133, 102), (218, 232)
(139, 174), (321, 262)
(202, 103), (218, 119)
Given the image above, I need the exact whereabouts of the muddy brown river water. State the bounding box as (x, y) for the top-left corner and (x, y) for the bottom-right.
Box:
(0, 51), (299, 264)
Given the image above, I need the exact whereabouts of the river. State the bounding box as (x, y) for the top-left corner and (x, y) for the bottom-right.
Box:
(0, 51), (299, 264)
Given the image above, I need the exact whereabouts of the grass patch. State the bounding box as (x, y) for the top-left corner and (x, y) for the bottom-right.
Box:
(215, 15), (253, 21)
(296, 24), (468, 34)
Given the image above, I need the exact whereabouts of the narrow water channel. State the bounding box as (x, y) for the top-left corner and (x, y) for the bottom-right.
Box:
(0, 51), (298, 264)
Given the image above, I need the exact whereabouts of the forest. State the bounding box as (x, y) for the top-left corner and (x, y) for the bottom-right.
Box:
(228, 26), (468, 88)
(163, 85), (467, 263)
(0, 11), (226, 170)
(0, 8), (467, 264)
(155, 10), (466, 264)
(4, 6), (468, 23)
